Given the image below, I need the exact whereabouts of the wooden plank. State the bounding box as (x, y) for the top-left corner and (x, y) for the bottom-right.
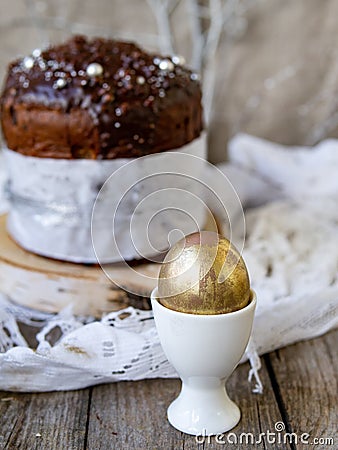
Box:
(87, 379), (184, 450)
(2, 331), (335, 449)
(87, 359), (284, 449)
(0, 391), (30, 449)
(226, 360), (287, 450)
(268, 329), (338, 449)
(0, 389), (89, 449)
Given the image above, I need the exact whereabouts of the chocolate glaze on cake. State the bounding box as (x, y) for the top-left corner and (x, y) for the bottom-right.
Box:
(0, 36), (203, 159)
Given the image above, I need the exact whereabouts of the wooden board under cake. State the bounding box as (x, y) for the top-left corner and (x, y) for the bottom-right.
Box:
(0, 215), (159, 317)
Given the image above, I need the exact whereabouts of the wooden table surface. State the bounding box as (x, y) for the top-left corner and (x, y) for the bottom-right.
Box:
(0, 329), (336, 450)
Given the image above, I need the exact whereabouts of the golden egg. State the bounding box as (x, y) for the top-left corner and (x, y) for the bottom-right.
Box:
(158, 231), (250, 314)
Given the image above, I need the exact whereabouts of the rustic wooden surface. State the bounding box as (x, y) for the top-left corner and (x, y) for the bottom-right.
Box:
(0, 329), (336, 450)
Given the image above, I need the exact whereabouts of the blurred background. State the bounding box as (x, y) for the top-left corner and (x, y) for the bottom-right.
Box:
(1, 0), (338, 162)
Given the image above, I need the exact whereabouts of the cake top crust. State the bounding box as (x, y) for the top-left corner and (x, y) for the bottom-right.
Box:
(1, 35), (202, 158)
(4, 35), (200, 115)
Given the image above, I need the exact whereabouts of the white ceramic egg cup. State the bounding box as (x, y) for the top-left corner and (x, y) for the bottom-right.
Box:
(151, 288), (256, 436)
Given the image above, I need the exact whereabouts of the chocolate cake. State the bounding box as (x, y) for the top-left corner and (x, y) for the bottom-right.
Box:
(0, 35), (203, 159)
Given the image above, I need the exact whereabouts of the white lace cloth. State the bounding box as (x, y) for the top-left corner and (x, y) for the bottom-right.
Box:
(0, 134), (337, 392)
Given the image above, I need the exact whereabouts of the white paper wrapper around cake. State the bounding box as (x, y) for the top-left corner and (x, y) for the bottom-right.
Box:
(4, 134), (206, 263)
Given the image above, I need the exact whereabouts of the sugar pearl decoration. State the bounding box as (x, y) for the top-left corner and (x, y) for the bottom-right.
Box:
(32, 48), (41, 58)
(38, 60), (46, 70)
(190, 73), (200, 81)
(54, 78), (67, 89)
(159, 59), (175, 71)
(172, 55), (186, 65)
(23, 57), (34, 70)
(86, 63), (104, 77)
(136, 75), (145, 85)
